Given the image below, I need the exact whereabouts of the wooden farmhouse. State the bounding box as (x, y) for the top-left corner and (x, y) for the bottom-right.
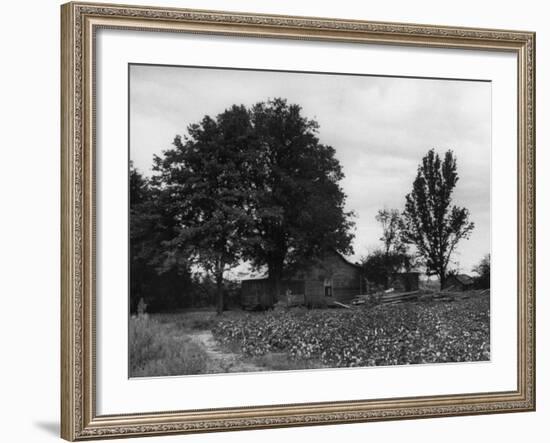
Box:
(241, 249), (365, 309)
(443, 274), (475, 291)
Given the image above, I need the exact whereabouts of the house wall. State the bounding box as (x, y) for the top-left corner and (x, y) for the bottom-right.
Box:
(297, 251), (362, 304)
(242, 252), (362, 308)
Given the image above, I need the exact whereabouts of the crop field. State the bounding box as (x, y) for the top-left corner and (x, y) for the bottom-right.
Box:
(130, 293), (490, 377)
(213, 293), (490, 368)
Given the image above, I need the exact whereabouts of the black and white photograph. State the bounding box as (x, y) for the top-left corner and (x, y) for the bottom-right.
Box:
(1, 0), (543, 440)
(129, 64), (491, 378)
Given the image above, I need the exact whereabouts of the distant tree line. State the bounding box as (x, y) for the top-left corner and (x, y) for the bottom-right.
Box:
(130, 98), (355, 313)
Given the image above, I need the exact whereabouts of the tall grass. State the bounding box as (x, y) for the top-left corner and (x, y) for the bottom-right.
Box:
(129, 314), (209, 377)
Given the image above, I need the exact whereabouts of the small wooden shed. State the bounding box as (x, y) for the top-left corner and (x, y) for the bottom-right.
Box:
(389, 272), (420, 292)
(443, 274), (475, 291)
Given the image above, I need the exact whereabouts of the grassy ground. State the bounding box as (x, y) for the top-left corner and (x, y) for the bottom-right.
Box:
(129, 314), (210, 377)
(130, 292), (489, 377)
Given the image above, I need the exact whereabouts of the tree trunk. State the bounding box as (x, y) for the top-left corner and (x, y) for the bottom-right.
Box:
(439, 269), (446, 290)
(266, 232), (286, 308)
(384, 262), (393, 290)
(267, 259), (284, 308)
(215, 263), (224, 315)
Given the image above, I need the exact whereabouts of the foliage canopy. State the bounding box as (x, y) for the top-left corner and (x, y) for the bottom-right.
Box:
(401, 149), (474, 286)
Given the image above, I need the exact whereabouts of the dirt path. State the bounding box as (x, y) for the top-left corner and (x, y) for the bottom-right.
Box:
(188, 331), (264, 374)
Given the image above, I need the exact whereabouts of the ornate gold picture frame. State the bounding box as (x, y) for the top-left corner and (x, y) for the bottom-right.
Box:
(61, 2), (535, 440)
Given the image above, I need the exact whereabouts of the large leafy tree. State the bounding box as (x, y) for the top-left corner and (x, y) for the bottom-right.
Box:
(151, 98), (354, 311)
(130, 163), (152, 311)
(248, 98), (355, 302)
(401, 149), (474, 287)
(152, 105), (257, 314)
(130, 163), (192, 312)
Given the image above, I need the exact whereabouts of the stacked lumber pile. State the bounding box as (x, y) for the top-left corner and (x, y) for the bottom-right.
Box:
(378, 290), (420, 305)
(349, 288), (489, 307)
(432, 288), (490, 302)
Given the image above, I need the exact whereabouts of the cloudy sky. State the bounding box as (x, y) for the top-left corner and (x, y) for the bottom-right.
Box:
(130, 64), (491, 273)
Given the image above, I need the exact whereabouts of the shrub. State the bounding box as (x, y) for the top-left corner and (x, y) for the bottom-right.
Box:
(472, 254), (491, 289)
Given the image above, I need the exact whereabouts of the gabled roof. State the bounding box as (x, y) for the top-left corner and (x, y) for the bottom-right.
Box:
(331, 248), (362, 269)
(454, 274), (474, 285)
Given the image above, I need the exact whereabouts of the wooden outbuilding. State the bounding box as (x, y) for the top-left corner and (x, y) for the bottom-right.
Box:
(443, 274), (475, 291)
(389, 272), (420, 292)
